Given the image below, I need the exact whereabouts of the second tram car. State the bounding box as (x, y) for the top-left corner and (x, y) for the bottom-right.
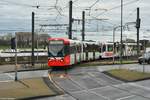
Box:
(100, 42), (143, 58)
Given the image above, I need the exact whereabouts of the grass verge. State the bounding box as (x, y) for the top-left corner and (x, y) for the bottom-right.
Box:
(105, 69), (150, 82)
(78, 60), (137, 67)
(0, 45), (10, 50)
(0, 78), (59, 99)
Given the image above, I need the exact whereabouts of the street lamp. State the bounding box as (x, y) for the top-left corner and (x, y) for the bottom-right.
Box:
(113, 21), (136, 64)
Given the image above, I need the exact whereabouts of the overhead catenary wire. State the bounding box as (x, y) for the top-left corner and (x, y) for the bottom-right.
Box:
(0, 0), (38, 8)
(89, 0), (100, 8)
(125, 8), (137, 20)
(0, 0), (146, 33)
(86, 0), (140, 29)
(95, 0), (140, 18)
(0, 0), (59, 10)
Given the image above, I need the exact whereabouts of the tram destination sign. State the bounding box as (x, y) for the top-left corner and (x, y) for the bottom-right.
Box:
(49, 40), (64, 44)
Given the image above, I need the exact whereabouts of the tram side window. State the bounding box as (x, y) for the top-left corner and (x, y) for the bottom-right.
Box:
(84, 44), (89, 52)
(140, 45), (144, 50)
(98, 45), (101, 52)
(70, 46), (74, 54)
(102, 45), (106, 52)
(83, 44), (86, 52)
(85, 44), (89, 52)
(70, 45), (77, 54)
(77, 45), (81, 53)
(92, 44), (99, 52)
(108, 45), (113, 51)
(133, 45), (137, 50)
(64, 45), (70, 55)
(87, 44), (93, 52)
(93, 44), (96, 52)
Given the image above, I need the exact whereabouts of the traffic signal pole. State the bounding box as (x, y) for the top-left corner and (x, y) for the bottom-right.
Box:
(82, 11), (85, 41)
(32, 12), (35, 66)
(15, 35), (18, 81)
(136, 7), (140, 57)
(68, 1), (73, 39)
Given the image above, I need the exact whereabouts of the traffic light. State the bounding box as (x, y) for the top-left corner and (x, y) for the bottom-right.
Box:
(136, 18), (141, 28)
(11, 37), (16, 49)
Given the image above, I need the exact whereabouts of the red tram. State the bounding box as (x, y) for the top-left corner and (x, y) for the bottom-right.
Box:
(47, 38), (101, 67)
(47, 38), (144, 67)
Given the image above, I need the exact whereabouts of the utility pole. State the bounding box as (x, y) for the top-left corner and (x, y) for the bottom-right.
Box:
(32, 12), (35, 67)
(69, 0), (73, 39)
(120, 0), (123, 64)
(136, 7), (141, 57)
(15, 35), (18, 81)
(82, 11), (85, 41)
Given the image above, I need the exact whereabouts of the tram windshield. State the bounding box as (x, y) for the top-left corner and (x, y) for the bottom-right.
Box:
(48, 40), (65, 57)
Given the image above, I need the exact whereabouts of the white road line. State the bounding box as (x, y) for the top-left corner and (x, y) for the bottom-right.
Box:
(101, 72), (122, 83)
(5, 73), (14, 79)
(0, 98), (15, 100)
(43, 71), (48, 77)
(48, 74), (64, 93)
(90, 90), (111, 100)
(129, 83), (150, 91)
(116, 95), (135, 100)
(87, 72), (109, 85)
(113, 83), (150, 100)
(0, 80), (14, 83)
(89, 85), (110, 91)
(68, 76), (87, 90)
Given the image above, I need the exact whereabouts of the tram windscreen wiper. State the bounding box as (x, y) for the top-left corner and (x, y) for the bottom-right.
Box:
(48, 52), (57, 59)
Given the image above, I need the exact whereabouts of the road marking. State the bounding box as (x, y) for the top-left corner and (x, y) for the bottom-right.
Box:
(90, 90), (111, 100)
(43, 71), (48, 77)
(129, 83), (150, 91)
(90, 85), (110, 91)
(68, 76), (87, 90)
(5, 73), (14, 79)
(68, 75), (110, 100)
(103, 72), (123, 83)
(48, 74), (64, 93)
(116, 95), (135, 100)
(87, 72), (109, 85)
(0, 98), (15, 100)
(0, 80), (14, 83)
(113, 83), (150, 100)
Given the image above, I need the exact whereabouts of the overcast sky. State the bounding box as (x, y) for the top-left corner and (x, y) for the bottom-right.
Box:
(0, 0), (149, 40)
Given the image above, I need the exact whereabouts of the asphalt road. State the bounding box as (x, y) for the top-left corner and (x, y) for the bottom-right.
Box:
(0, 64), (150, 100)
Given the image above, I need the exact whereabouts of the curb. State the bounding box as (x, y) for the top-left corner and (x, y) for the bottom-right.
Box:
(103, 71), (150, 82)
(4, 68), (50, 73)
(20, 94), (58, 100)
(78, 61), (138, 67)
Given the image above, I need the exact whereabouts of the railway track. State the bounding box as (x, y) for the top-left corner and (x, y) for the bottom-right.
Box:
(48, 68), (79, 100)
(47, 67), (113, 100)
